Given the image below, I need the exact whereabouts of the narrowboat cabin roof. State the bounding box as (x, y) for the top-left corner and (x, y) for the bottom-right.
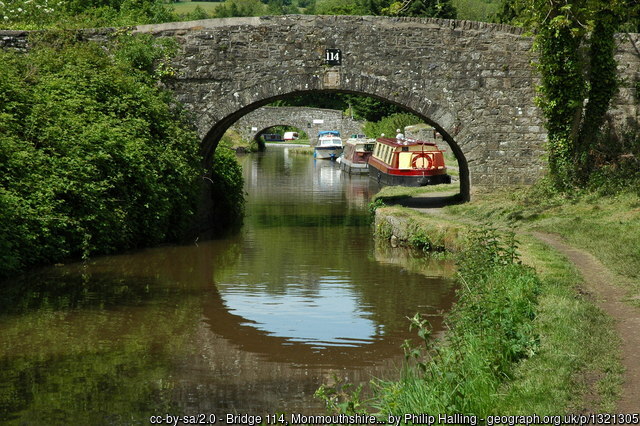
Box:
(375, 137), (440, 149)
(318, 130), (340, 137)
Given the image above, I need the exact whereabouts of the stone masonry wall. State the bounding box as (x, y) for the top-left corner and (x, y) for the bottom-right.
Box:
(134, 16), (548, 189)
(230, 106), (364, 142)
(2, 17), (638, 191)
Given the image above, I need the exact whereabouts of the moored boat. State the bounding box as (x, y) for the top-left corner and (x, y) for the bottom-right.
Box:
(368, 137), (451, 186)
(314, 130), (343, 160)
(339, 134), (375, 174)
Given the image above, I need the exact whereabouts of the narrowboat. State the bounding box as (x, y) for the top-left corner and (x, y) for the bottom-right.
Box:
(339, 134), (375, 174)
(262, 133), (283, 142)
(368, 137), (451, 186)
(314, 130), (343, 160)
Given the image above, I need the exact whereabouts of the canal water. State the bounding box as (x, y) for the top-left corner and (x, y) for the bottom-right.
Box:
(0, 147), (457, 424)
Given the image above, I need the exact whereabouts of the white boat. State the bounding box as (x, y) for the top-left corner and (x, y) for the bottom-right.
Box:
(314, 130), (343, 160)
(339, 134), (375, 174)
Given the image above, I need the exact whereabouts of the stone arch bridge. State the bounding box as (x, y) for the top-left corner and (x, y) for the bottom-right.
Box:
(230, 106), (365, 145)
(129, 15), (638, 200)
(2, 15), (638, 201)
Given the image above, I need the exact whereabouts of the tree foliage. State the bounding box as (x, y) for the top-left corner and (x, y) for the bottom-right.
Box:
(362, 112), (424, 138)
(383, 0), (457, 18)
(0, 33), (204, 279)
(208, 147), (246, 234)
(497, 0), (633, 189)
(271, 93), (405, 122)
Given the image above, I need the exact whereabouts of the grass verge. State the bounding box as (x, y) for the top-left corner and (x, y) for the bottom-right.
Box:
(494, 234), (621, 413)
(318, 201), (622, 415)
(169, 1), (223, 15)
(373, 183), (461, 203)
(447, 188), (640, 303)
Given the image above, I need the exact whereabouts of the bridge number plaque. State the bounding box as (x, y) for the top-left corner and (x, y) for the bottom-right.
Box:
(325, 49), (342, 66)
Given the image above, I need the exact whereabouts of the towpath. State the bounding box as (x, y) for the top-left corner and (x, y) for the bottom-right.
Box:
(385, 191), (640, 413)
(531, 232), (640, 413)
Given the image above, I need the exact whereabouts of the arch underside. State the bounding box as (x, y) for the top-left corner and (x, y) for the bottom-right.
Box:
(178, 78), (472, 202)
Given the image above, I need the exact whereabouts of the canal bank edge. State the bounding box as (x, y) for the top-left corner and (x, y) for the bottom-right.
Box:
(371, 205), (622, 414)
(374, 206), (469, 252)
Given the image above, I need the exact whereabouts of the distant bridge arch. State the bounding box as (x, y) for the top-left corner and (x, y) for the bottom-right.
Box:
(230, 106), (365, 146)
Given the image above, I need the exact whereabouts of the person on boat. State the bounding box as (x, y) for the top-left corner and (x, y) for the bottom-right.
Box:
(396, 129), (405, 140)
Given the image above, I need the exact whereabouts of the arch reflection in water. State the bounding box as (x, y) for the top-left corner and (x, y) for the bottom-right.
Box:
(219, 276), (380, 348)
(0, 147), (458, 420)
(199, 147), (458, 369)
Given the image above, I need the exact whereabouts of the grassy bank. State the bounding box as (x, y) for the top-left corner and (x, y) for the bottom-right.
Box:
(363, 206), (621, 414)
(374, 184), (639, 301)
(170, 1), (225, 15)
(372, 224), (543, 415)
(219, 128), (259, 152)
(318, 196), (630, 418)
(447, 188), (640, 303)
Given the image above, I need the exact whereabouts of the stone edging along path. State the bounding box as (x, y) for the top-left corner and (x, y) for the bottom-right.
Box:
(531, 232), (640, 414)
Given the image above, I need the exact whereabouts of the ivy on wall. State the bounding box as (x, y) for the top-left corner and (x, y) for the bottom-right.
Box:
(500, 0), (633, 189)
(534, 0), (627, 189)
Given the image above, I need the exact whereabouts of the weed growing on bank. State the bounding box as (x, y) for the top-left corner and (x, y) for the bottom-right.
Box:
(371, 228), (540, 415)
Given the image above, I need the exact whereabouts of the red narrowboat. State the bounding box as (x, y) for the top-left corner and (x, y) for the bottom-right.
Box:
(368, 137), (451, 186)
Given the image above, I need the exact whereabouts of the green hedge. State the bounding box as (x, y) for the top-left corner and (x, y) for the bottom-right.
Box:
(0, 33), (203, 279)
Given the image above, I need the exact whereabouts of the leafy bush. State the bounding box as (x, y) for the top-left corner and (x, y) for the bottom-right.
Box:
(586, 128), (640, 196)
(363, 113), (423, 138)
(0, 33), (203, 279)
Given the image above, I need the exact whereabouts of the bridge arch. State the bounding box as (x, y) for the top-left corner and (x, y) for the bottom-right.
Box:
(136, 15), (550, 198)
(198, 87), (472, 200)
(230, 106), (365, 149)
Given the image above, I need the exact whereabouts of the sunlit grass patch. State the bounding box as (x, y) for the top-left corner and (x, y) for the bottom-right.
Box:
(446, 188), (640, 300)
(170, 1), (223, 15)
(494, 235), (622, 413)
(373, 183), (460, 202)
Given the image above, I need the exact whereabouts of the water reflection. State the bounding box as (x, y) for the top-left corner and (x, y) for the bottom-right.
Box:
(220, 279), (379, 347)
(0, 147), (457, 422)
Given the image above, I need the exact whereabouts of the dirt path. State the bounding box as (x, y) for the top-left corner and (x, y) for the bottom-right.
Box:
(531, 232), (640, 413)
(388, 193), (639, 411)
